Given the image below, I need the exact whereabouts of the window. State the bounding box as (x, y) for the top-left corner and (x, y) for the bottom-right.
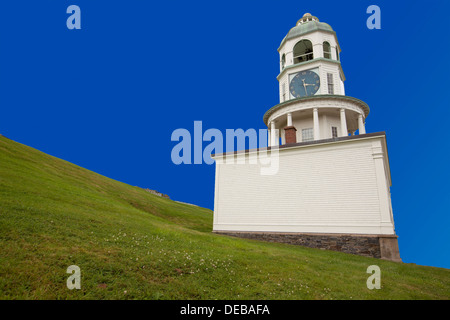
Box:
(323, 41), (331, 59)
(327, 73), (334, 94)
(281, 54), (286, 70)
(335, 47), (339, 61)
(293, 40), (313, 64)
(282, 83), (286, 102)
(332, 126), (338, 138)
(302, 128), (314, 142)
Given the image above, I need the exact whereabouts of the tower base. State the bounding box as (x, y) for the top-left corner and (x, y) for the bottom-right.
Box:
(214, 231), (401, 262)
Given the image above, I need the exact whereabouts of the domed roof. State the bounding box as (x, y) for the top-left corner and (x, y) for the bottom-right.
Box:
(279, 14), (335, 50)
(287, 20), (333, 39)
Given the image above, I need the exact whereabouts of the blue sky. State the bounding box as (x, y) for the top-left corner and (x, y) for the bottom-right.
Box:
(0, 1), (449, 269)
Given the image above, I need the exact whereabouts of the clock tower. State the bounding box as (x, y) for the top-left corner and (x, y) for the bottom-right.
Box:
(266, 13), (368, 146)
(212, 13), (401, 262)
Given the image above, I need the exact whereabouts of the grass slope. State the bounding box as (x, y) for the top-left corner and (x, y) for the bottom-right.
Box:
(0, 135), (448, 300)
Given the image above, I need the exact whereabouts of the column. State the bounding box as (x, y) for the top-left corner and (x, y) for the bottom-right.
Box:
(267, 129), (271, 147)
(358, 114), (366, 135)
(270, 121), (278, 146)
(287, 113), (292, 127)
(313, 108), (320, 140)
(340, 108), (348, 137)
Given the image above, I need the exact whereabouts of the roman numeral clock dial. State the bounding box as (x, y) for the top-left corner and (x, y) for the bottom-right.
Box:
(289, 70), (320, 98)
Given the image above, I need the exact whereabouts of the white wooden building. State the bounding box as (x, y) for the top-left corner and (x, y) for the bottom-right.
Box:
(212, 14), (401, 261)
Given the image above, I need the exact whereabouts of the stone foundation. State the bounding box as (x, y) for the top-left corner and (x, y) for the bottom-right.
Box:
(214, 231), (401, 262)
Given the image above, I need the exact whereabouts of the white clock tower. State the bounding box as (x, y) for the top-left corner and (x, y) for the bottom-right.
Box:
(267, 13), (368, 146)
(212, 13), (401, 262)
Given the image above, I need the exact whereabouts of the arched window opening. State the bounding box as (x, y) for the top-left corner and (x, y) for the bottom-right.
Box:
(335, 47), (339, 61)
(323, 41), (331, 59)
(281, 54), (286, 70)
(293, 40), (313, 64)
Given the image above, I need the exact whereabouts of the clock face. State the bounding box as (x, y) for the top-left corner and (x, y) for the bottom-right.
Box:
(289, 70), (320, 98)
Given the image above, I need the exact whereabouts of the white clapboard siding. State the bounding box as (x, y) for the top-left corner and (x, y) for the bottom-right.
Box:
(213, 134), (395, 235)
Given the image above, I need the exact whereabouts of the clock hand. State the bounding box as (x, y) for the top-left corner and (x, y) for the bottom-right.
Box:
(302, 79), (308, 96)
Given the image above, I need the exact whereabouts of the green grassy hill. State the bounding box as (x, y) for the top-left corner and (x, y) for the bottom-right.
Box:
(0, 135), (448, 300)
